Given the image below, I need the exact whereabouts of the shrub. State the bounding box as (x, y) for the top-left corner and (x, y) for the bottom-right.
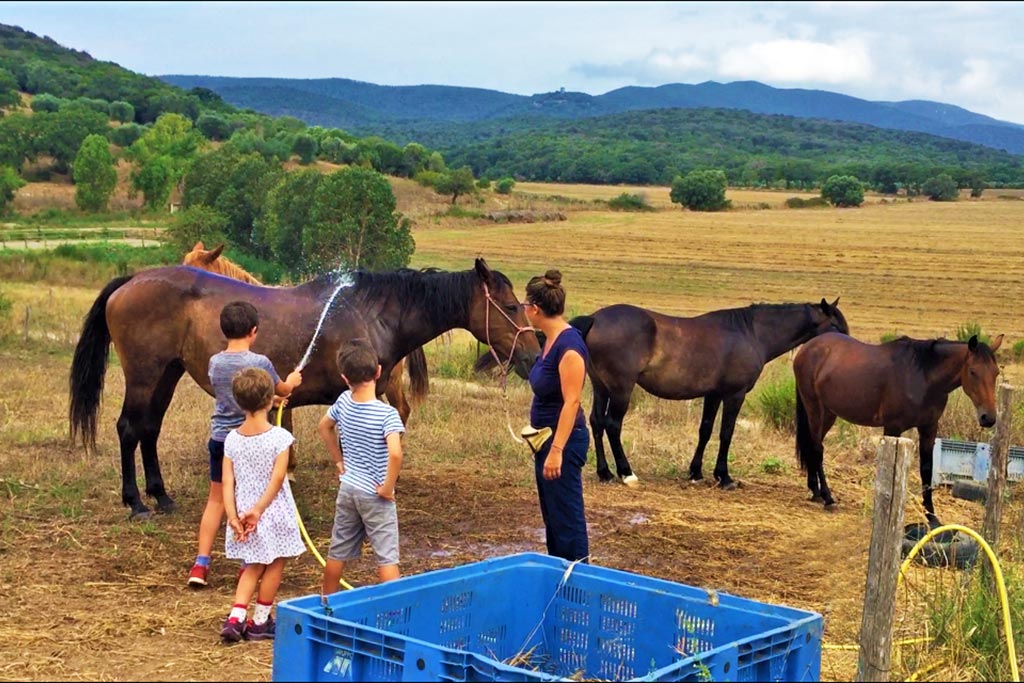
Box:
(608, 192), (654, 211)
(923, 174), (959, 201)
(880, 330), (902, 343)
(753, 374), (797, 433)
(475, 177), (491, 190)
(785, 196), (830, 209)
(670, 169), (730, 211)
(494, 177), (516, 195)
(760, 457), (785, 475)
(821, 175), (865, 207)
(1012, 339), (1024, 361)
(109, 123), (144, 147)
(954, 321), (990, 346)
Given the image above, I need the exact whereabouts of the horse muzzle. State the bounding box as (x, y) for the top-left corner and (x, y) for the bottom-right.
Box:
(978, 411), (997, 429)
(513, 352), (538, 380)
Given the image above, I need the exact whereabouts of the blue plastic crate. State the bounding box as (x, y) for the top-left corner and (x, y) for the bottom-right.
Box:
(931, 438), (1024, 485)
(272, 553), (822, 682)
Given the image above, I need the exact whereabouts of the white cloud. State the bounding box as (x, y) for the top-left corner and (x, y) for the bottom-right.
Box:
(718, 39), (873, 84)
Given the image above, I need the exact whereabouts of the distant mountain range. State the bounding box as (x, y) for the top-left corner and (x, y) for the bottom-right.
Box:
(159, 75), (1024, 155)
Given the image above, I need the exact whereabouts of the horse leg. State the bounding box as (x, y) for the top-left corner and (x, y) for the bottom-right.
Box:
(712, 392), (746, 490)
(917, 422), (941, 527)
(688, 395), (722, 481)
(605, 392), (638, 484)
(138, 361), (185, 514)
(116, 405), (147, 519)
(815, 413), (839, 508)
(385, 360), (411, 425)
(589, 383), (614, 483)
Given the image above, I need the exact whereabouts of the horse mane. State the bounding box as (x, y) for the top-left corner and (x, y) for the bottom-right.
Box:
(886, 336), (996, 372)
(719, 302), (812, 329)
(349, 267), (512, 328)
(182, 246), (263, 285)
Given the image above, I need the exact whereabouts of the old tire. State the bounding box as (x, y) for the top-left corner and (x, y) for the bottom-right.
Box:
(951, 480), (988, 504)
(902, 523), (979, 570)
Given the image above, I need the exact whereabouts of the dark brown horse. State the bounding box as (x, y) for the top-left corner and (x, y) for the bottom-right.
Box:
(69, 259), (539, 518)
(182, 241), (428, 424)
(794, 332), (1002, 525)
(570, 299), (848, 487)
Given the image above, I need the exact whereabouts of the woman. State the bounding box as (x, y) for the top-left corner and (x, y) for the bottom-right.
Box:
(523, 269), (590, 563)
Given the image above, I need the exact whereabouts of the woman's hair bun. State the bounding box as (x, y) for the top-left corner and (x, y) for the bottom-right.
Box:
(543, 269), (562, 287)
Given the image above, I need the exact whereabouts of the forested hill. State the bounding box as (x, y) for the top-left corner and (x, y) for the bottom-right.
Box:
(368, 108), (1024, 187)
(160, 75), (1024, 155)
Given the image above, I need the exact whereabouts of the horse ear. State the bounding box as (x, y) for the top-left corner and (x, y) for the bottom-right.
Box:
(990, 334), (1004, 352)
(831, 297), (840, 309)
(204, 243), (225, 263)
(968, 335), (979, 352)
(192, 241), (204, 250)
(819, 298), (831, 314)
(474, 258), (493, 285)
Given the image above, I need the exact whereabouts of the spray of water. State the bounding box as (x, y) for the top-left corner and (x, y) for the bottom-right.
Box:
(296, 272), (354, 371)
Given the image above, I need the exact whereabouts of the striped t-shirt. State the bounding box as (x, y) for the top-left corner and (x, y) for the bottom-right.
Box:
(326, 391), (405, 495)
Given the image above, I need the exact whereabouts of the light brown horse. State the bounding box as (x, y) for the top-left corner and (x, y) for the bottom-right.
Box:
(795, 332), (1003, 525)
(182, 242), (428, 424)
(69, 259), (539, 517)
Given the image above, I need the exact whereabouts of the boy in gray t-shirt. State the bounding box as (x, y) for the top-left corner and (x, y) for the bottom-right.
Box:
(187, 301), (303, 589)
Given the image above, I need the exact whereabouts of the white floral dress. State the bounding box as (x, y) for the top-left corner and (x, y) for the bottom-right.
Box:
(224, 426), (306, 564)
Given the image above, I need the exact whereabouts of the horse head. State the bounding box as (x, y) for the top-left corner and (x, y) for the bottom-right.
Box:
(961, 334), (1003, 428)
(183, 242), (226, 268)
(469, 258), (540, 379)
(812, 297), (849, 336)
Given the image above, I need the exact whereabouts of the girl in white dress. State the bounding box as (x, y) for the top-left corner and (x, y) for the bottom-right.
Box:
(220, 367), (305, 643)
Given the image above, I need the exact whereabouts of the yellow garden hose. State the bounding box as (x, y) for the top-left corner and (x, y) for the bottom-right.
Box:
(899, 523), (1018, 683)
(277, 404), (354, 591)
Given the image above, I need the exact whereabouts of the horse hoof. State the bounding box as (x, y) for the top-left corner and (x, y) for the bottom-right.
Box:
(718, 480), (740, 491)
(621, 474), (640, 488)
(824, 502), (839, 513)
(130, 508), (153, 521)
(287, 472), (296, 483)
(809, 495), (825, 504)
(597, 471), (615, 484)
(156, 496), (176, 514)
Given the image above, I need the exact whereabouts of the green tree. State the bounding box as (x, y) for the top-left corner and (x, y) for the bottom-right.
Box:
(434, 166), (476, 205)
(196, 112), (232, 141)
(109, 123), (144, 147)
(33, 103), (110, 173)
(922, 173), (959, 201)
(292, 134), (318, 165)
(0, 165), (25, 214)
(494, 177), (516, 194)
(820, 175), (865, 207)
(260, 169), (323, 274)
(167, 205), (229, 253)
(670, 169), (729, 211)
(304, 167), (414, 273)
(108, 100), (135, 123)
(0, 67), (20, 109)
(30, 92), (62, 112)
(133, 155), (174, 209)
(72, 134), (117, 212)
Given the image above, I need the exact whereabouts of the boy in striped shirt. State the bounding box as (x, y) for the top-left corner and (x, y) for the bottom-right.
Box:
(318, 339), (405, 596)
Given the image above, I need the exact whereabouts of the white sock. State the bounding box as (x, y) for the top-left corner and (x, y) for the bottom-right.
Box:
(229, 604), (247, 622)
(253, 601), (273, 625)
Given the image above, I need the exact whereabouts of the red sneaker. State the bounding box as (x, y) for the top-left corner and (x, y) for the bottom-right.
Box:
(187, 563), (209, 589)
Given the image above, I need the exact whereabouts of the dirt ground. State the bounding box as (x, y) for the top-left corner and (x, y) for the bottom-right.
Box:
(0, 345), (995, 682)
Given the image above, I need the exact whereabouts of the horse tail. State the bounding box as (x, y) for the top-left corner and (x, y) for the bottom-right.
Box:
(406, 346), (429, 405)
(795, 389), (817, 473)
(569, 315), (595, 342)
(69, 275), (132, 450)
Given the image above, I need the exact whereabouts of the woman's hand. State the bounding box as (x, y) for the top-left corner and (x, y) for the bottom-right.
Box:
(543, 446), (563, 480)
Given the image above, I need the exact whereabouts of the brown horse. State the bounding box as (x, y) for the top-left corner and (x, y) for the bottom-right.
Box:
(182, 241), (428, 424)
(794, 332), (1003, 525)
(570, 299), (848, 488)
(69, 259), (539, 518)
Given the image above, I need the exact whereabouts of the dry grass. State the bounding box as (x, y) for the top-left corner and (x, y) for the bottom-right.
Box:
(2, 182), (1024, 681)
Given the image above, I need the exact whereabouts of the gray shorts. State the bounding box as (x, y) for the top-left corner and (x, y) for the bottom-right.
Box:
(328, 482), (400, 566)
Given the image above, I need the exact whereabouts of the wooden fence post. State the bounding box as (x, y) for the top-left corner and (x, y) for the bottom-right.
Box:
(857, 435), (913, 682)
(983, 384), (1014, 555)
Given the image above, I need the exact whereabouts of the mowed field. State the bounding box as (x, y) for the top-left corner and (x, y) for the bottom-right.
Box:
(1, 181), (1023, 682)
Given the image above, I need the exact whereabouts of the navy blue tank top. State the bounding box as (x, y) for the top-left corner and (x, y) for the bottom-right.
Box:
(529, 326), (589, 430)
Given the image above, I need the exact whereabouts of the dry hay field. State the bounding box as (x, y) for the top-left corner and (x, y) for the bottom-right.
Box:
(1, 182), (1024, 682)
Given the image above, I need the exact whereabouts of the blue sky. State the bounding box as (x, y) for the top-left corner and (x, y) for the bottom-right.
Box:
(4, 1), (1024, 124)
